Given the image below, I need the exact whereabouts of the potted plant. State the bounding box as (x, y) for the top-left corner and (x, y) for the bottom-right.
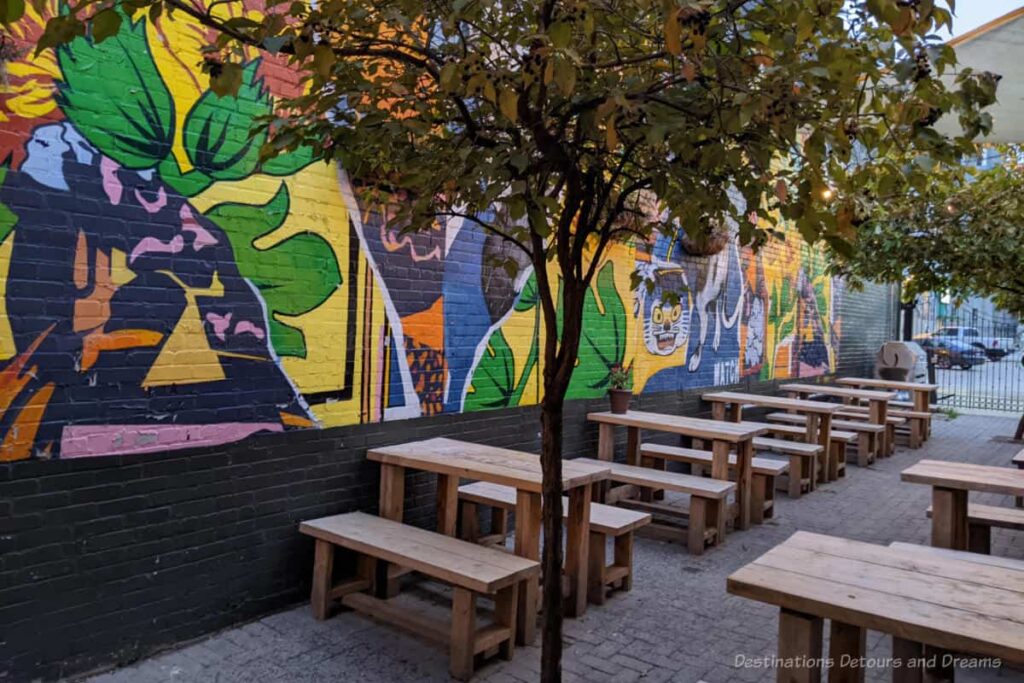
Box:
(607, 363), (633, 414)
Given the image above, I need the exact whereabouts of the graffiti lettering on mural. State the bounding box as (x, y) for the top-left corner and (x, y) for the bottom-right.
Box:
(0, 2), (842, 460)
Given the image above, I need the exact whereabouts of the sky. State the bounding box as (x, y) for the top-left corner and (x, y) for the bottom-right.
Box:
(939, 1), (1023, 40)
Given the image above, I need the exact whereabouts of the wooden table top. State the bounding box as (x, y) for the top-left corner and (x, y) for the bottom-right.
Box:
(836, 377), (939, 392)
(901, 459), (1024, 497)
(587, 410), (766, 443)
(701, 391), (839, 415)
(779, 383), (897, 401)
(727, 531), (1024, 663)
(366, 437), (609, 493)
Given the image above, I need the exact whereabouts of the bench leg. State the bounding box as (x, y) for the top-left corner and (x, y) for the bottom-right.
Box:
(491, 507), (508, 537)
(826, 443), (839, 482)
(887, 424), (897, 455)
(460, 501), (479, 542)
(751, 474), (767, 524)
(311, 539), (335, 621)
(493, 583), (518, 661)
(833, 442), (846, 478)
(909, 419), (922, 449)
(587, 531), (607, 605)
(450, 588), (476, 681)
(614, 532), (634, 592)
(931, 487), (968, 551)
(777, 608), (823, 683)
(828, 621), (865, 683)
(968, 523), (992, 555)
(688, 497), (707, 555)
(856, 433), (871, 467)
(788, 456), (804, 498)
(514, 490), (541, 645)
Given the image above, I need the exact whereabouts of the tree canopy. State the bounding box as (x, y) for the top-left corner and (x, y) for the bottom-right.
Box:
(829, 150), (1024, 316)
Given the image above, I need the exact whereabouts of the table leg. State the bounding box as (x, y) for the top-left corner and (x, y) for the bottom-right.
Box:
(379, 464), (405, 521)
(626, 426), (641, 466)
(598, 423), (615, 461)
(710, 439), (730, 481)
(513, 489), (541, 645)
(436, 473), (459, 536)
(869, 400), (890, 455)
(777, 608), (823, 683)
(913, 390), (931, 440)
(827, 621), (865, 683)
(727, 403), (742, 423)
(734, 439), (753, 530)
(818, 414), (835, 482)
(931, 486), (968, 550)
(891, 638), (952, 682)
(711, 402), (726, 421)
(564, 484), (592, 618)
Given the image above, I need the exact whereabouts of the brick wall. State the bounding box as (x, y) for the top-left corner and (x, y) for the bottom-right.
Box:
(0, 288), (893, 681)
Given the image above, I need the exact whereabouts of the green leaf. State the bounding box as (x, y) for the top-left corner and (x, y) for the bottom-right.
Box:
(565, 262), (628, 399)
(203, 182), (342, 359)
(0, 166), (17, 244)
(464, 329), (516, 411)
(1, 0), (25, 25)
(55, 14), (173, 169)
(90, 8), (122, 43)
(184, 60), (270, 181)
(260, 145), (318, 176)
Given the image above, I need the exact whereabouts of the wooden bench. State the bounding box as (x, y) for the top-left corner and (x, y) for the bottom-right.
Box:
(836, 404), (930, 449)
(299, 512), (539, 680)
(926, 503), (1024, 555)
(639, 443), (788, 524)
(574, 457), (735, 555)
(766, 412), (885, 463)
(751, 437), (826, 496)
(890, 400), (940, 412)
(753, 422), (859, 469)
(1014, 449), (1024, 508)
(456, 481), (651, 605)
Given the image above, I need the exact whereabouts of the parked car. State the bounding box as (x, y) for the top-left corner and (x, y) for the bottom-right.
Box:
(928, 326), (1015, 360)
(914, 336), (989, 369)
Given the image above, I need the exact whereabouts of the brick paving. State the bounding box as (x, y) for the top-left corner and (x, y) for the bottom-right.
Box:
(79, 413), (1024, 683)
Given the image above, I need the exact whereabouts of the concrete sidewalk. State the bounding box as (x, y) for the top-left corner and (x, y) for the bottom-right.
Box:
(79, 413), (1024, 683)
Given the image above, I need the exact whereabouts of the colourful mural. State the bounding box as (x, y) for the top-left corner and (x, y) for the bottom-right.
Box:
(0, 6), (841, 460)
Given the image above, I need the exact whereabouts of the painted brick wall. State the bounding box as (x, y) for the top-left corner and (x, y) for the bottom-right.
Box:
(0, 5), (898, 681)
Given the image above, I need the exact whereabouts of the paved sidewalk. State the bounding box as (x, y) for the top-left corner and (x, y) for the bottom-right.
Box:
(80, 414), (1024, 683)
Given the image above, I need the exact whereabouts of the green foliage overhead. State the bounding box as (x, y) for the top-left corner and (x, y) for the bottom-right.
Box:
(829, 150), (1024, 316)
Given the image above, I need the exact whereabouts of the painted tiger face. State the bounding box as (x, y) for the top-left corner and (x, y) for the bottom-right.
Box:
(638, 267), (690, 356)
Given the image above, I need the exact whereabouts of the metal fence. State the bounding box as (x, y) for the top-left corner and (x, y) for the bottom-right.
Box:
(911, 309), (1024, 413)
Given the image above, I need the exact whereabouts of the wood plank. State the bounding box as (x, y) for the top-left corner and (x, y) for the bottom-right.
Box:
(888, 542), (1024, 572)
(564, 485), (591, 617)
(367, 438), (609, 492)
(641, 443), (789, 475)
(573, 458), (735, 498)
(836, 377), (939, 392)
(926, 503), (1024, 531)
(586, 410), (767, 442)
(728, 559), (1024, 662)
(702, 391), (839, 415)
(778, 608), (823, 683)
(781, 383), (897, 401)
(767, 413), (885, 434)
(751, 437), (822, 457)
(300, 512), (539, 594)
(901, 460), (1024, 497)
(342, 591), (451, 647)
(513, 489), (541, 645)
(450, 588), (475, 680)
(458, 481), (651, 535)
(828, 621), (866, 683)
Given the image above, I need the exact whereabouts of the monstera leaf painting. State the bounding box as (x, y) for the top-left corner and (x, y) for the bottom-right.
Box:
(54, 15), (316, 197)
(203, 183), (342, 359)
(464, 274), (540, 411)
(55, 15), (173, 170)
(563, 261), (627, 399)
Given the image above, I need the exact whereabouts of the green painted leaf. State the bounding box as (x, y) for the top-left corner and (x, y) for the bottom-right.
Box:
(260, 145), (317, 176)
(465, 326), (539, 411)
(203, 182), (342, 358)
(0, 166), (17, 243)
(55, 15), (173, 169)
(184, 60), (269, 181)
(565, 261), (628, 399)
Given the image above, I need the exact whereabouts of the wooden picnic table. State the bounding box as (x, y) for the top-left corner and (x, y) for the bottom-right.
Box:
(587, 411), (766, 531)
(702, 391), (838, 472)
(728, 531), (1024, 682)
(366, 437), (608, 644)
(902, 459), (1024, 551)
(780, 383), (897, 455)
(837, 377), (940, 440)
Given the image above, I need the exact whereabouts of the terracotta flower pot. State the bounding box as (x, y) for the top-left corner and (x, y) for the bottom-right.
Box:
(608, 388), (632, 414)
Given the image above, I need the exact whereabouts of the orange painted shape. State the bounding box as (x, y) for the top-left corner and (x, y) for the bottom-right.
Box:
(73, 249), (118, 333)
(1, 382), (55, 461)
(81, 329), (164, 372)
(400, 297), (444, 350)
(279, 411), (314, 428)
(0, 325), (54, 417)
(73, 230), (88, 290)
